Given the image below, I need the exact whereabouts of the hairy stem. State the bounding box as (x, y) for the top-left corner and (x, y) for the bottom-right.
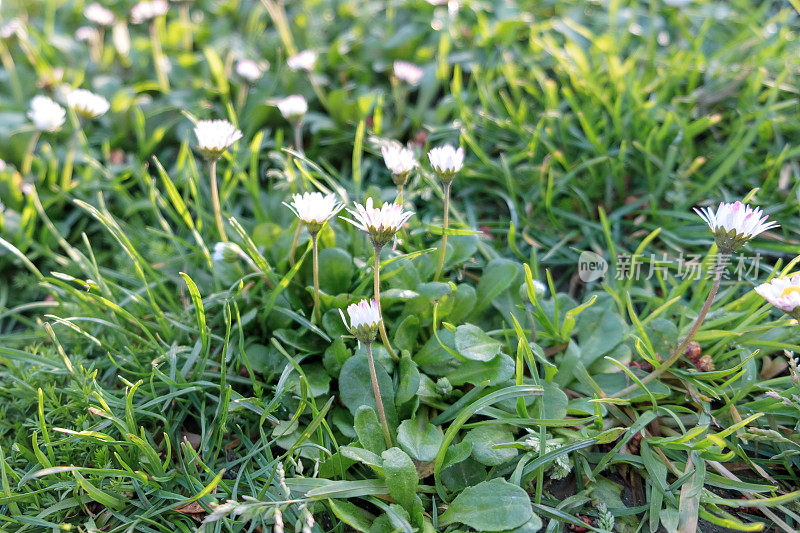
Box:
(374, 244), (398, 360)
(366, 342), (393, 448)
(150, 19), (170, 93)
(209, 159), (227, 242)
(312, 231), (321, 324)
(21, 131), (41, 177)
(612, 263), (724, 399)
(434, 180), (452, 281)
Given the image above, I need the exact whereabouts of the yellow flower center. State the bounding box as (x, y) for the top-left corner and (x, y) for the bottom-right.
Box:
(780, 286), (800, 299)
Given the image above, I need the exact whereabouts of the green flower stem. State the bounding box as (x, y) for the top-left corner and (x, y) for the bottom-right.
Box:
(434, 180), (452, 281)
(150, 19), (170, 93)
(21, 131), (41, 176)
(180, 2), (193, 51)
(311, 231), (321, 324)
(366, 342), (393, 448)
(374, 243), (399, 361)
(293, 121), (304, 155)
(209, 159), (227, 242)
(0, 40), (23, 106)
(611, 262), (725, 399)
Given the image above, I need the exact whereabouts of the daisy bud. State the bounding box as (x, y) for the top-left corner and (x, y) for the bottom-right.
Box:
(755, 274), (800, 319)
(694, 201), (778, 254)
(276, 95), (308, 122)
(341, 197), (415, 248)
(84, 2), (116, 26)
(339, 299), (381, 344)
(283, 192), (343, 234)
(235, 59), (262, 83)
(193, 119), (243, 161)
(287, 49), (317, 72)
(67, 88), (110, 119)
(211, 241), (243, 263)
(130, 0), (168, 24)
(381, 144), (418, 187)
(393, 60), (424, 86)
(75, 26), (98, 41)
(428, 144), (465, 183)
(28, 95), (66, 132)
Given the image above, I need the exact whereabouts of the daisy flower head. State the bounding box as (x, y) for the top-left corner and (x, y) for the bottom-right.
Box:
(339, 298), (381, 344)
(287, 49), (317, 72)
(84, 3), (116, 26)
(28, 95), (66, 132)
(283, 192), (344, 234)
(428, 144), (464, 182)
(67, 88), (110, 119)
(694, 201), (778, 253)
(235, 59), (262, 82)
(193, 119), (243, 160)
(342, 197), (415, 248)
(75, 26), (98, 41)
(276, 95), (308, 122)
(393, 60), (424, 86)
(381, 143), (418, 186)
(130, 0), (168, 24)
(755, 275), (800, 319)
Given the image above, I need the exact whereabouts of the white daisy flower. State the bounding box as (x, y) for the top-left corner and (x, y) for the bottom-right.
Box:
(67, 88), (110, 119)
(428, 144), (464, 180)
(28, 95), (66, 132)
(339, 298), (381, 343)
(393, 60), (424, 86)
(694, 201), (778, 253)
(381, 144), (418, 184)
(287, 49), (317, 72)
(276, 95), (308, 121)
(75, 26), (99, 41)
(84, 3), (116, 26)
(341, 197), (414, 247)
(283, 192), (343, 233)
(235, 59), (262, 82)
(755, 275), (800, 318)
(193, 119), (243, 160)
(130, 0), (168, 24)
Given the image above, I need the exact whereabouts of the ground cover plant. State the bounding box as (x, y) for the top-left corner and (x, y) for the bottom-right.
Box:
(1, 0), (800, 531)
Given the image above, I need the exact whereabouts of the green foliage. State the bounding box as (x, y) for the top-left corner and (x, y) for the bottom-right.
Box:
(1, 0), (800, 531)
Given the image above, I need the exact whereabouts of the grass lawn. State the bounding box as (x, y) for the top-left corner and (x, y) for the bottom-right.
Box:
(1, 0), (800, 531)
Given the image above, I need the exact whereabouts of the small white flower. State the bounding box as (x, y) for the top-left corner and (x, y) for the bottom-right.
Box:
(381, 144), (418, 178)
(755, 275), (800, 318)
(0, 19), (25, 40)
(339, 298), (381, 343)
(0, 159), (7, 171)
(283, 192), (343, 233)
(193, 119), (243, 160)
(393, 60), (424, 86)
(287, 49), (317, 71)
(276, 95), (308, 121)
(75, 26), (98, 41)
(130, 0), (168, 23)
(84, 3), (116, 26)
(28, 95), (66, 132)
(694, 201), (778, 253)
(67, 88), (110, 119)
(235, 59), (262, 82)
(428, 144), (464, 179)
(341, 197), (414, 247)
